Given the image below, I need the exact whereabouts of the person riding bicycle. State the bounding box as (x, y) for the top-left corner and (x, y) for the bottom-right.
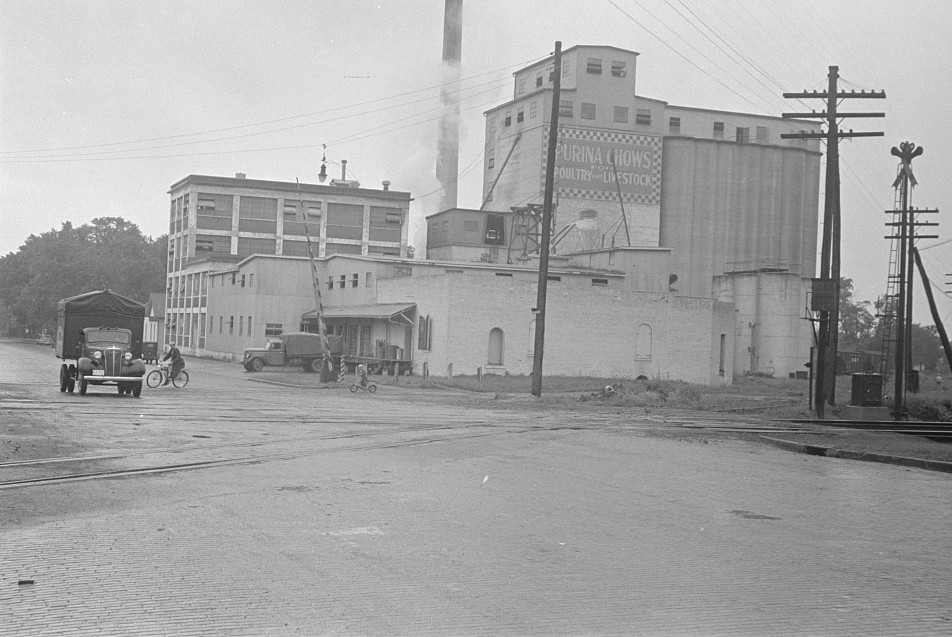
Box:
(356, 363), (368, 389)
(161, 344), (185, 386)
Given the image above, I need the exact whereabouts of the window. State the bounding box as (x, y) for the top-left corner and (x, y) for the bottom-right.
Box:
(516, 108), (524, 123)
(229, 317), (234, 335)
(240, 274), (245, 288)
(559, 100), (573, 118)
(339, 275), (346, 289)
(613, 106), (629, 123)
(231, 273), (236, 285)
(248, 274), (253, 287)
(394, 266), (412, 278)
(562, 58), (571, 77)
(586, 57), (602, 74)
(536, 72), (543, 88)
(265, 323), (283, 337)
(516, 76), (526, 96)
(219, 316), (223, 334)
(529, 101), (537, 119)
(488, 328), (504, 366)
(635, 324), (652, 361)
(755, 126), (768, 143)
(736, 127), (750, 143)
(547, 275), (561, 282)
(487, 148), (495, 170)
(669, 117), (681, 135)
(636, 109), (651, 126)
(327, 276), (334, 290)
(581, 103), (596, 120)
(239, 316), (244, 336)
(247, 316), (252, 334)
(463, 220), (479, 232)
(197, 198), (216, 211)
(504, 112), (512, 127)
(713, 121), (725, 139)
(365, 272), (372, 287)
(350, 273), (358, 288)
(611, 60), (627, 77)
(591, 278), (609, 286)
(495, 272), (513, 278)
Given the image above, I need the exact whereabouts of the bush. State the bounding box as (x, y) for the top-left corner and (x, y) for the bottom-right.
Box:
(901, 394), (952, 422)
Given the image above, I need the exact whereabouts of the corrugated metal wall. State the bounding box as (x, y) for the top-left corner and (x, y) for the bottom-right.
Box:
(659, 137), (821, 298)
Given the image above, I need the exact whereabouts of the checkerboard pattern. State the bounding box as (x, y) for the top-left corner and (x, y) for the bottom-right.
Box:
(543, 126), (663, 205)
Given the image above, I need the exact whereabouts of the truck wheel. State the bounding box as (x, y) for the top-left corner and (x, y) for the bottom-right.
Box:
(67, 365), (76, 393)
(132, 383), (142, 398)
(308, 358), (322, 373)
(59, 364), (69, 392)
(117, 383), (126, 395)
(250, 358), (264, 372)
(78, 372), (87, 396)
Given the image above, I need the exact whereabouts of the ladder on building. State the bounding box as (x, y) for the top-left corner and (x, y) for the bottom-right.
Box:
(878, 163), (904, 377)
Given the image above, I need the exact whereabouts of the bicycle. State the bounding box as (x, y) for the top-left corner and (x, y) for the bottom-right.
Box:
(146, 362), (190, 389)
(349, 375), (377, 393)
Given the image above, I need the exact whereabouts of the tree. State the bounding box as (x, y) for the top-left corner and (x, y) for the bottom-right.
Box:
(837, 277), (877, 352)
(0, 218), (167, 336)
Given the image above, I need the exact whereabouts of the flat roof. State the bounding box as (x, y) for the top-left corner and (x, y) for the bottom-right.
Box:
(169, 174), (412, 201)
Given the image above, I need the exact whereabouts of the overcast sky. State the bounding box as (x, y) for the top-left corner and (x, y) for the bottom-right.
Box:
(2, 0), (950, 325)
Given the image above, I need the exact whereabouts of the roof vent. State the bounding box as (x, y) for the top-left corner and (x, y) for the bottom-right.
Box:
(235, 172), (246, 179)
(382, 180), (391, 191)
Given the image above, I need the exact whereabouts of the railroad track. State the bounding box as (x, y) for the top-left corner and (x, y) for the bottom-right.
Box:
(785, 419), (952, 440)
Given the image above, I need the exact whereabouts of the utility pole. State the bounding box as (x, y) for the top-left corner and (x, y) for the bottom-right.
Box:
(531, 41), (561, 397)
(887, 142), (936, 419)
(296, 178), (332, 383)
(782, 66), (884, 418)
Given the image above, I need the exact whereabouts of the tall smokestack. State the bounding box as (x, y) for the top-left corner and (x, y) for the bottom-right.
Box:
(436, 0), (463, 212)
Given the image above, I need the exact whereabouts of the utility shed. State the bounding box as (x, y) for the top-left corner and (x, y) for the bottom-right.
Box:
(56, 290), (146, 360)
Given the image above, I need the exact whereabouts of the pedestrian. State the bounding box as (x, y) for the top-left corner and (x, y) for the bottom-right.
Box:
(162, 343), (185, 385)
(935, 373), (942, 387)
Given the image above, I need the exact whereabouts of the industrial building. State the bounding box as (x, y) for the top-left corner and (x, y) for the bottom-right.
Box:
(165, 44), (822, 384)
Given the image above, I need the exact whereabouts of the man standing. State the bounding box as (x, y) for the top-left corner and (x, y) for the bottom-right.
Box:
(162, 344), (184, 385)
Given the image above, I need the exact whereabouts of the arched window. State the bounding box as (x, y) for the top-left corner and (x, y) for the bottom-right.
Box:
(488, 327), (504, 366)
(635, 323), (652, 361)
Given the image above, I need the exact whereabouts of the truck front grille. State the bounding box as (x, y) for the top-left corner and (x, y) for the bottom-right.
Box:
(104, 348), (122, 376)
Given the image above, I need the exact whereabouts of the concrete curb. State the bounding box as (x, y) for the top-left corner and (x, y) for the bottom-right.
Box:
(759, 436), (952, 474)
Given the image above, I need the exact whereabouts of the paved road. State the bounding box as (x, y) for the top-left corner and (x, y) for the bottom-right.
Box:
(1, 341), (951, 636)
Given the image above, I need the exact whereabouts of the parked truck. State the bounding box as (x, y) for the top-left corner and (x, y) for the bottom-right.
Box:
(241, 332), (343, 373)
(56, 290), (147, 397)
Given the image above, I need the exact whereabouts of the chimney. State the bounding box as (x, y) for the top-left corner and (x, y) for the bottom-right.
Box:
(436, 0), (463, 212)
(382, 180), (391, 191)
(235, 172), (246, 179)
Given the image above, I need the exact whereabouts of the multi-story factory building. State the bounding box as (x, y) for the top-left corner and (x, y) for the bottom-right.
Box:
(164, 44), (822, 384)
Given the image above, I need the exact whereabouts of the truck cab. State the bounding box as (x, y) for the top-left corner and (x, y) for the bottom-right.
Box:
(242, 339), (288, 371)
(73, 327), (146, 396)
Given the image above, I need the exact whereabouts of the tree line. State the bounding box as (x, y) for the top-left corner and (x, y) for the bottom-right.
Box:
(0, 217), (167, 336)
(838, 277), (945, 373)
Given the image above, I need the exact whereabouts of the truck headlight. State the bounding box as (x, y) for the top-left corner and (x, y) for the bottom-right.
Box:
(124, 352), (132, 361)
(93, 351), (102, 360)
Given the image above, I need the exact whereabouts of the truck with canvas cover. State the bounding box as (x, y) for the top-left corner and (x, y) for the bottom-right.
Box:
(56, 290), (147, 397)
(241, 332), (343, 373)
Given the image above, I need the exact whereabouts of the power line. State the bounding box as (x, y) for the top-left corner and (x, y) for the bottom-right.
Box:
(0, 57), (543, 157)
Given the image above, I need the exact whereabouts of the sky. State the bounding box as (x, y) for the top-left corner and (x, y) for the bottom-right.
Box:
(2, 0), (950, 326)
